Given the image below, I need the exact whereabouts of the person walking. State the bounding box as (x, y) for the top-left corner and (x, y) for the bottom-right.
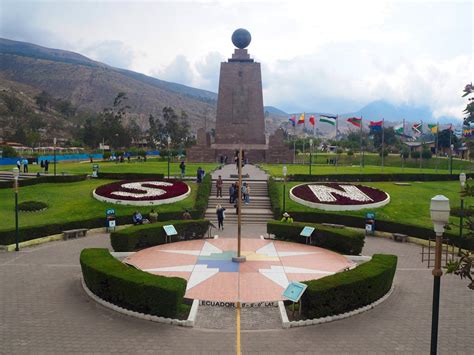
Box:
(241, 182), (248, 204)
(44, 160), (49, 173)
(22, 158), (28, 173)
(196, 167), (202, 183)
(229, 183), (235, 204)
(244, 182), (250, 204)
(216, 175), (223, 198)
(216, 204), (226, 230)
(16, 159), (21, 172)
(233, 181), (239, 203)
(179, 161), (186, 179)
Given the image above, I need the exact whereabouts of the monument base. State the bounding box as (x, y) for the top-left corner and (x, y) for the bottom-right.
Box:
(232, 256), (247, 263)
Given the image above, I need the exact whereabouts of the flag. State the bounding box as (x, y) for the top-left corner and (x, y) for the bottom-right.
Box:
(394, 124), (404, 135)
(369, 120), (383, 132)
(298, 113), (305, 124)
(347, 117), (362, 127)
(320, 114), (337, 126)
(463, 123), (473, 137)
(428, 124), (438, 134)
(309, 115), (315, 126)
(288, 116), (296, 127)
(412, 123), (422, 135)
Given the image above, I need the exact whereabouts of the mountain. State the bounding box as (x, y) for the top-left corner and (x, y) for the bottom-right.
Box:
(0, 38), (218, 134)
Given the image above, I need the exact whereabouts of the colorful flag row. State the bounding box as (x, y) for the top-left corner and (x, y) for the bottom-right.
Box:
(288, 114), (335, 127)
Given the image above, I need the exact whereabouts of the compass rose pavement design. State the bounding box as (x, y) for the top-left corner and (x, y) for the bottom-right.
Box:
(124, 239), (355, 302)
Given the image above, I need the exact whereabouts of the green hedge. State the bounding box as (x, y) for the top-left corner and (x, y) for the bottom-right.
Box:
(110, 219), (210, 252)
(288, 173), (474, 182)
(80, 248), (186, 318)
(268, 177), (281, 219)
(18, 200), (48, 211)
(0, 174), (87, 189)
(301, 254), (397, 319)
(0, 211), (196, 246)
(267, 220), (364, 255)
(289, 211), (474, 251)
(195, 174), (211, 218)
(97, 172), (164, 180)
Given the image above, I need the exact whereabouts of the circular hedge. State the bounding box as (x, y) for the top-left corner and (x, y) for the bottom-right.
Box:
(18, 201), (48, 212)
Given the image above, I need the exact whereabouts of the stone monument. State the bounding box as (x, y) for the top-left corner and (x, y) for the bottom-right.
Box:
(187, 28), (292, 163)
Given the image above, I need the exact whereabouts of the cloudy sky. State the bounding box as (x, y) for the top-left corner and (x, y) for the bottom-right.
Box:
(1, 0), (472, 120)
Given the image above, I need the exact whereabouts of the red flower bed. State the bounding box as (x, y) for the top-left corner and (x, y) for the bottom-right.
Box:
(94, 179), (189, 201)
(291, 183), (388, 206)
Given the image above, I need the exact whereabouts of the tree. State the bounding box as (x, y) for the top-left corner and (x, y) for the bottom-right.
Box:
(34, 91), (53, 111)
(1, 145), (17, 157)
(372, 127), (398, 149)
(437, 128), (459, 149)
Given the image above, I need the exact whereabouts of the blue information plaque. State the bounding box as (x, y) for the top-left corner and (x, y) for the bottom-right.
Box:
(163, 225), (178, 236)
(106, 208), (115, 216)
(282, 282), (308, 303)
(300, 226), (315, 237)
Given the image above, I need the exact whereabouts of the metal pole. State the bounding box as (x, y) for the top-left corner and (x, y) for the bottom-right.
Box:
(14, 180), (19, 252)
(381, 119), (385, 172)
(309, 147), (312, 176)
(430, 232), (443, 355)
(282, 181), (286, 215)
(459, 198), (464, 254)
(53, 139), (57, 176)
(232, 147), (245, 263)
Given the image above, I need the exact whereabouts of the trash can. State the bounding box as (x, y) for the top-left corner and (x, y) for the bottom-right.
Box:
(365, 212), (375, 236)
(92, 164), (99, 178)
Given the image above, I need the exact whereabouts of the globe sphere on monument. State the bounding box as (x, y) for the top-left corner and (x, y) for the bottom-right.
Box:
(231, 28), (251, 49)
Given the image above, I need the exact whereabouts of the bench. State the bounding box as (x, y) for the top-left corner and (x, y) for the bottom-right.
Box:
(63, 228), (88, 240)
(392, 233), (408, 243)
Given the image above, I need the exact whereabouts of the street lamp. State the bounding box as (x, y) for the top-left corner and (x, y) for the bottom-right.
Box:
(449, 144), (454, 175)
(282, 165), (287, 216)
(458, 173), (466, 254)
(13, 167), (20, 252)
(429, 195), (450, 355)
(309, 139), (313, 176)
(53, 137), (57, 177)
(167, 136), (171, 179)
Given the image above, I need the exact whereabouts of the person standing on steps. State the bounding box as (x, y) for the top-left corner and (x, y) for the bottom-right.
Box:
(241, 182), (248, 204)
(216, 175), (223, 198)
(229, 183), (235, 204)
(244, 182), (250, 204)
(216, 204), (226, 230)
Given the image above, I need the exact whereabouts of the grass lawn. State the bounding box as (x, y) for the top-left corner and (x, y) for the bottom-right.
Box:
(0, 179), (198, 232)
(260, 161), (473, 177)
(1, 158), (219, 177)
(276, 180), (473, 230)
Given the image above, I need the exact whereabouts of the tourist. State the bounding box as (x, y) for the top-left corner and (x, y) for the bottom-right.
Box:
(224, 155), (228, 164)
(233, 181), (239, 202)
(216, 175), (223, 198)
(182, 209), (192, 220)
(280, 212), (293, 223)
(16, 159), (21, 172)
(44, 160), (49, 173)
(22, 158), (29, 173)
(132, 211), (144, 225)
(244, 182), (250, 204)
(196, 167), (202, 183)
(180, 161), (186, 179)
(229, 183), (235, 204)
(241, 182), (248, 203)
(149, 208), (158, 223)
(216, 204), (226, 230)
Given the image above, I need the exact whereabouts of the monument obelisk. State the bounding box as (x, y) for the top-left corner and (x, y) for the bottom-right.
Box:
(213, 28), (266, 161)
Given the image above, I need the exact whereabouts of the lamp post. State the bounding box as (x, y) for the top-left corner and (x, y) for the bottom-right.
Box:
(167, 136), (171, 179)
(458, 173), (466, 255)
(449, 144), (454, 175)
(13, 167), (20, 252)
(282, 165), (287, 215)
(309, 139), (313, 176)
(429, 195), (450, 355)
(53, 137), (57, 176)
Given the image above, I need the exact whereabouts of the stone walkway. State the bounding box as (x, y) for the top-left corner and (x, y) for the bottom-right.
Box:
(1, 231), (473, 353)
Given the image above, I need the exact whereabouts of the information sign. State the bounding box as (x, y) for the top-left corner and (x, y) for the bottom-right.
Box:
(163, 225), (178, 236)
(282, 282), (308, 303)
(300, 226), (315, 237)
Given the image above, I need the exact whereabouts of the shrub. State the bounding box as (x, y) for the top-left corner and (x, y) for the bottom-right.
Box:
(80, 248), (186, 318)
(18, 200), (48, 211)
(110, 219), (210, 252)
(0, 174), (87, 189)
(422, 149), (433, 159)
(411, 151), (420, 159)
(268, 177), (281, 219)
(401, 148), (410, 159)
(301, 254), (397, 319)
(347, 150), (354, 156)
(103, 151), (111, 160)
(379, 148), (388, 157)
(1, 145), (18, 157)
(195, 174), (211, 218)
(97, 172), (164, 180)
(267, 220), (365, 255)
(287, 173), (473, 183)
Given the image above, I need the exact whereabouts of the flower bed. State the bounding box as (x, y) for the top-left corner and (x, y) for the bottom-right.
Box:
(93, 179), (191, 206)
(290, 183), (390, 211)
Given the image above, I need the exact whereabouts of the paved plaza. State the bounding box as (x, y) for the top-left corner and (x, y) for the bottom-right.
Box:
(1, 226), (473, 354)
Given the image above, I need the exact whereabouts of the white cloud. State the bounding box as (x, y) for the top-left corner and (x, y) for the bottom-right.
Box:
(152, 55), (195, 85)
(82, 40), (136, 69)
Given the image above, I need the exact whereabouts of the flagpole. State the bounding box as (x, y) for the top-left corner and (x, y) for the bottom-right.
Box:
(449, 124), (452, 173)
(360, 116), (363, 171)
(435, 120), (439, 172)
(419, 120), (423, 171)
(381, 118), (385, 172)
(293, 123), (296, 164)
(402, 118), (405, 172)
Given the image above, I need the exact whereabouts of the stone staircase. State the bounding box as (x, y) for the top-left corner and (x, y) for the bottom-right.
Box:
(0, 171), (38, 182)
(205, 179), (274, 225)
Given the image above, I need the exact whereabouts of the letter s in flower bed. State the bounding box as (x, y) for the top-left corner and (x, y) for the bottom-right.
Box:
(290, 183), (390, 211)
(93, 179), (191, 206)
